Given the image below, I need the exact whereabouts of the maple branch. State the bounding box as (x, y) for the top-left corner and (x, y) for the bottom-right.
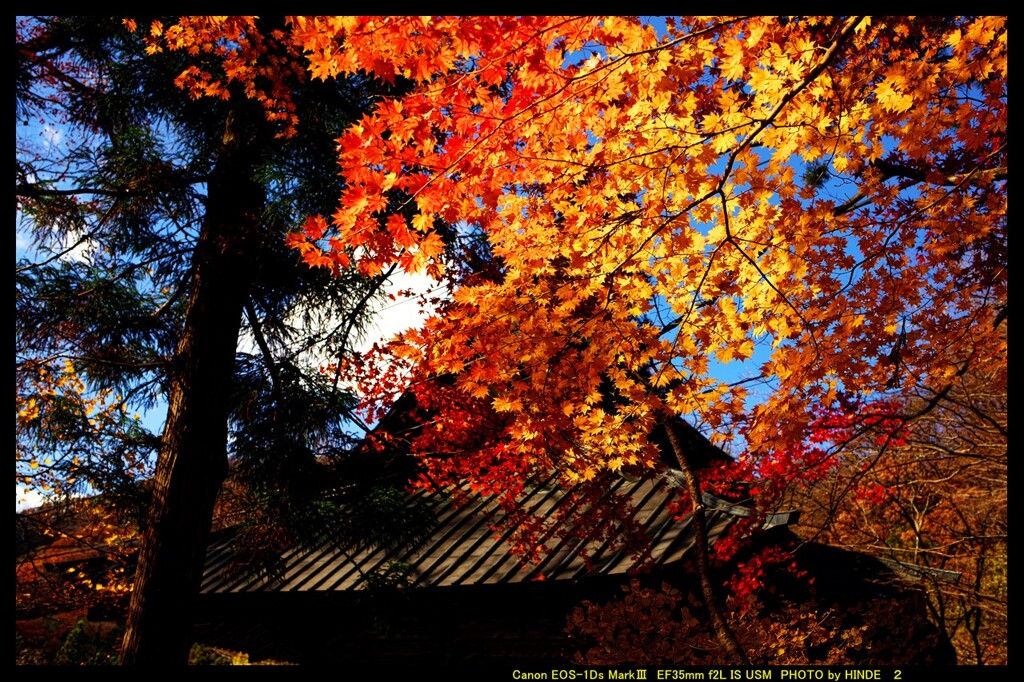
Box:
(428, 16), (583, 96)
(727, 16), (867, 166)
(872, 159), (1008, 187)
(613, 18), (867, 309)
(807, 352), (987, 549)
(563, 16), (752, 83)
(833, 158), (1008, 217)
(930, 389), (1007, 440)
(379, 19), (747, 221)
(659, 411), (749, 665)
(718, 189), (823, 360)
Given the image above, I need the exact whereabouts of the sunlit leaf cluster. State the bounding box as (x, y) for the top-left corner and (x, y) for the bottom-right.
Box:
(281, 16), (1006, 485)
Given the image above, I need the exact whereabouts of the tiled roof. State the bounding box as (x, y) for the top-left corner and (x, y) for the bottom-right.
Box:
(200, 470), (793, 595)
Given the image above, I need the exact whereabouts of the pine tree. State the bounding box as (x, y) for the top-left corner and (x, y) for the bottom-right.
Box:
(16, 16), (406, 664)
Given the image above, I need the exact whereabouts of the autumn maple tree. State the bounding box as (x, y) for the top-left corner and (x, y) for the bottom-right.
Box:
(282, 14), (1006, 663)
(289, 14), (1006, 482)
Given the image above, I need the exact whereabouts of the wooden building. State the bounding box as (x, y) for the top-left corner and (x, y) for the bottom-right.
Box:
(190, 467), (950, 665)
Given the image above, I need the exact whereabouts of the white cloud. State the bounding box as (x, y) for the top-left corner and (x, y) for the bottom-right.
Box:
(355, 269), (443, 353)
(237, 266), (446, 372)
(16, 487), (45, 512)
(41, 124), (63, 149)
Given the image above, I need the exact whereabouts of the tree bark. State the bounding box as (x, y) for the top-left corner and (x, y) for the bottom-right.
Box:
(119, 104), (267, 665)
(660, 413), (750, 666)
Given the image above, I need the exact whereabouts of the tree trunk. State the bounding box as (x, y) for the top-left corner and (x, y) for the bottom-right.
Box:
(660, 414), (750, 666)
(119, 104), (266, 665)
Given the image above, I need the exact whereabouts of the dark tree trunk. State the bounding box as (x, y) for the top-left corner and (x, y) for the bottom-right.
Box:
(120, 104), (267, 665)
(660, 413), (750, 666)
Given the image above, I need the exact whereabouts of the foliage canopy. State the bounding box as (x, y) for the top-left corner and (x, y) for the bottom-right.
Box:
(16, 15), (1006, 665)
